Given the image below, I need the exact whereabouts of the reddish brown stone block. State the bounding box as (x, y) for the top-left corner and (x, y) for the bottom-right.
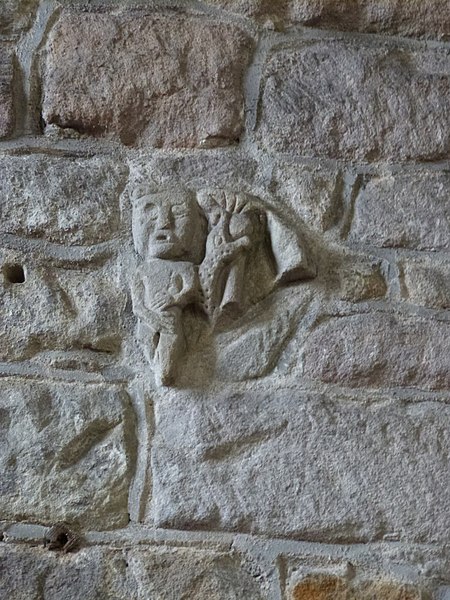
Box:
(42, 12), (253, 148)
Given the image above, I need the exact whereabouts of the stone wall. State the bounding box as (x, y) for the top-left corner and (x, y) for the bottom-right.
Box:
(1, 1), (449, 598)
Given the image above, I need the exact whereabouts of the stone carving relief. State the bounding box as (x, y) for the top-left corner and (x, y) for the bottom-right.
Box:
(131, 187), (315, 386)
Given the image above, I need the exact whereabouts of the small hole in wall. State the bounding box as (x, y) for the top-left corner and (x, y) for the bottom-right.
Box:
(3, 264), (26, 284)
(56, 532), (68, 546)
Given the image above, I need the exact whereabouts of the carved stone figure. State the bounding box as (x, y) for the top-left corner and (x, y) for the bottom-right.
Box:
(197, 190), (267, 325)
(131, 187), (315, 386)
(131, 189), (206, 385)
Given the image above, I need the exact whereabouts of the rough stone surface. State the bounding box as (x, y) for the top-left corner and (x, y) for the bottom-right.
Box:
(0, 156), (127, 245)
(0, 379), (135, 529)
(42, 12), (253, 148)
(204, 0), (284, 25)
(287, 0), (450, 40)
(0, 46), (15, 139)
(0, 544), (265, 599)
(400, 259), (450, 310)
(2, 0), (450, 594)
(338, 257), (387, 302)
(259, 42), (450, 162)
(135, 151), (259, 191)
(319, 249), (388, 303)
(271, 164), (343, 233)
(205, 0), (450, 39)
(152, 389), (450, 542)
(0, 253), (127, 362)
(0, 0), (39, 34)
(349, 172), (450, 251)
(302, 313), (450, 390)
(289, 574), (425, 600)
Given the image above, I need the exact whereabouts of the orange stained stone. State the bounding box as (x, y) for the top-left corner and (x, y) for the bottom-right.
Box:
(292, 575), (424, 600)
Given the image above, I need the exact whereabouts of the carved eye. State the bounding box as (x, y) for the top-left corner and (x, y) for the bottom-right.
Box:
(144, 203), (158, 219)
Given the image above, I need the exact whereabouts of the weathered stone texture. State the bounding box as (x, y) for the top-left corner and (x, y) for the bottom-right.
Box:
(349, 173), (450, 251)
(152, 390), (450, 542)
(0, 380), (135, 529)
(0, 545), (265, 599)
(287, 0), (450, 40)
(2, 0), (450, 591)
(302, 314), (450, 390)
(0, 0), (39, 34)
(289, 574), (425, 600)
(134, 152), (258, 191)
(0, 254), (126, 362)
(42, 12), (253, 148)
(0, 156), (127, 245)
(205, 0), (450, 39)
(203, 0), (284, 24)
(259, 42), (450, 162)
(400, 259), (450, 310)
(271, 164), (342, 233)
(338, 257), (387, 303)
(0, 46), (15, 139)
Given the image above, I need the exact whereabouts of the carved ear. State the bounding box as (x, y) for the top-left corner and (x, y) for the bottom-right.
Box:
(267, 213), (316, 285)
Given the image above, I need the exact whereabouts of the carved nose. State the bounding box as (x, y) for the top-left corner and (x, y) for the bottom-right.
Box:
(156, 208), (172, 229)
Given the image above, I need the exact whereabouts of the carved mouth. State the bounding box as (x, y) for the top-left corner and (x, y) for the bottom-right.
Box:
(155, 233), (171, 242)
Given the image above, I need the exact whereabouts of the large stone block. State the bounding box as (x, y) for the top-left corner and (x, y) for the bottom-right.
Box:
(0, 379), (135, 529)
(349, 173), (450, 251)
(204, 0), (450, 40)
(302, 313), (450, 390)
(0, 545), (265, 599)
(152, 390), (450, 542)
(42, 12), (253, 148)
(0, 252), (127, 363)
(0, 46), (15, 139)
(258, 42), (450, 162)
(287, 0), (450, 40)
(0, 155), (127, 246)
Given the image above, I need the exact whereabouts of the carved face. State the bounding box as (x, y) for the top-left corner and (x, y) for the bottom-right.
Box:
(133, 190), (205, 263)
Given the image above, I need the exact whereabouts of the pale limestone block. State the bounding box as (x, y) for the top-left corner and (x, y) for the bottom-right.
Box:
(0, 545), (265, 599)
(349, 173), (450, 251)
(302, 313), (450, 390)
(152, 390), (450, 542)
(259, 42), (450, 162)
(0, 379), (135, 529)
(0, 254), (126, 362)
(0, 155), (127, 245)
